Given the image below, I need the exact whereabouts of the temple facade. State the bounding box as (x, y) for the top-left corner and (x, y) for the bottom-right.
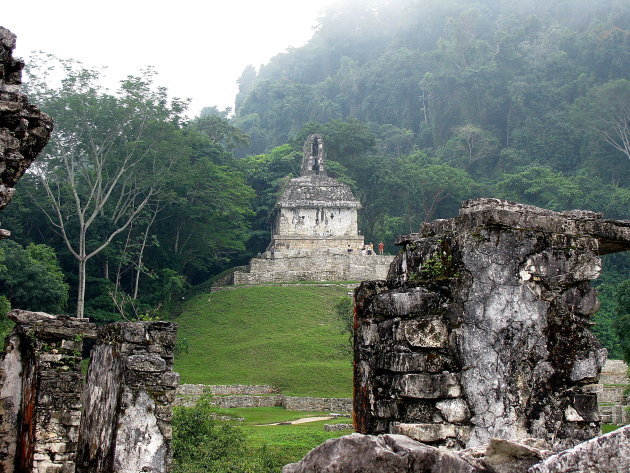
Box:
(273, 134), (364, 255)
(233, 135), (393, 284)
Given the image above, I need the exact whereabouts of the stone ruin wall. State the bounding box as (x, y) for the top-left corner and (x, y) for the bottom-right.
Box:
(597, 359), (630, 425)
(276, 207), (360, 240)
(0, 27), (180, 472)
(174, 383), (353, 413)
(0, 311), (95, 473)
(353, 198), (630, 451)
(76, 322), (178, 473)
(0, 312), (178, 473)
(0, 27), (52, 220)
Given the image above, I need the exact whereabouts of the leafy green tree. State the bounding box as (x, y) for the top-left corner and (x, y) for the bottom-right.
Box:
(389, 152), (474, 231)
(150, 141), (255, 283)
(172, 398), (281, 473)
(191, 114), (249, 151)
(334, 296), (354, 355)
(25, 57), (187, 318)
(0, 295), (11, 346)
(292, 118), (376, 166)
(0, 240), (68, 313)
(441, 124), (500, 170)
(376, 124), (415, 157)
(495, 166), (583, 210)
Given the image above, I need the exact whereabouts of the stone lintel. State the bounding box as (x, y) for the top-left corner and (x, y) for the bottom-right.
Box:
(365, 287), (442, 320)
(398, 198), (630, 255)
(278, 201), (362, 209)
(274, 235), (365, 242)
(8, 309), (97, 339)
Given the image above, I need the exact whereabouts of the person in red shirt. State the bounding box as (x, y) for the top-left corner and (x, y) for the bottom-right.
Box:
(378, 241), (384, 255)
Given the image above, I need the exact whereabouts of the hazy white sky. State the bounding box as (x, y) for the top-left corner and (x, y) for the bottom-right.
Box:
(2, 0), (336, 116)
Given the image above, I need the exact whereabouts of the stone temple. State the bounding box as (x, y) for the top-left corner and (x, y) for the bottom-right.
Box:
(234, 135), (393, 284)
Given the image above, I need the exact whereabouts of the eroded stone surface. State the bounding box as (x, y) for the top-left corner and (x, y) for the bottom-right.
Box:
(282, 433), (477, 473)
(0, 311), (95, 473)
(0, 26), (53, 219)
(283, 431), (626, 473)
(528, 425), (630, 473)
(354, 199), (630, 450)
(76, 321), (178, 473)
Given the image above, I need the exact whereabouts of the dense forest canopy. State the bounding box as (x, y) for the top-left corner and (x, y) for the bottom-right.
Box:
(229, 0), (629, 357)
(1, 0), (628, 357)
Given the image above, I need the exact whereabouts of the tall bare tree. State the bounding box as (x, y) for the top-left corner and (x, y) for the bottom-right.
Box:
(572, 79), (630, 162)
(26, 57), (186, 318)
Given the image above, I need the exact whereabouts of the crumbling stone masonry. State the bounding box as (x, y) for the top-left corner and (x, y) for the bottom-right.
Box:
(0, 26), (53, 219)
(0, 310), (96, 473)
(76, 322), (179, 473)
(596, 359), (630, 425)
(354, 199), (630, 450)
(0, 314), (178, 473)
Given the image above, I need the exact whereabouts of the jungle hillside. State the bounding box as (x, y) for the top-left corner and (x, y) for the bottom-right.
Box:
(0, 0), (628, 359)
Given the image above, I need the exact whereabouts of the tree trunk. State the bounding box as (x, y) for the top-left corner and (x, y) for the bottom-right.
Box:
(77, 258), (86, 319)
(77, 230), (87, 318)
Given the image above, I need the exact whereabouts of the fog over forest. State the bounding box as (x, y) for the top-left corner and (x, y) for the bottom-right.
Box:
(1, 0), (628, 357)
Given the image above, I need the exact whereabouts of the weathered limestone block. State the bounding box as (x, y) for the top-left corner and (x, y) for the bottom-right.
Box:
(0, 332), (23, 473)
(282, 433), (478, 473)
(283, 431), (627, 473)
(402, 318), (448, 347)
(436, 398), (471, 423)
(475, 438), (552, 473)
(368, 287), (442, 318)
(0, 27), (53, 217)
(354, 199), (630, 450)
(528, 425), (630, 473)
(391, 422), (471, 443)
(0, 310), (95, 473)
(76, 321), (179, 473)
(396, 373), (461, 399)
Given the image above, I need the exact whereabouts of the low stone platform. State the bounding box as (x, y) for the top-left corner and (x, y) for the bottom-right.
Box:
(233, 252), (394, 284)
(174, 384), (352, 413)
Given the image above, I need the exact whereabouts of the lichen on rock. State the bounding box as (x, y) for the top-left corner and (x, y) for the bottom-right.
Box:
(354, 198), (630, 450)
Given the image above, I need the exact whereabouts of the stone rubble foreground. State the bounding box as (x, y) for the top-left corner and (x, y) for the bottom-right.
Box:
(283, 426), (630, 473)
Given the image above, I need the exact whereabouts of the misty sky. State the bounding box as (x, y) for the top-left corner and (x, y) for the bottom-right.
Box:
(2, 0), (336, 116)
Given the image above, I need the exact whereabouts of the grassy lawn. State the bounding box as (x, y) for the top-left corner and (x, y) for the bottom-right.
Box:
(174, 285), (353, 397)
(601, 424), (627, 434)
(215, 406), (354, 467)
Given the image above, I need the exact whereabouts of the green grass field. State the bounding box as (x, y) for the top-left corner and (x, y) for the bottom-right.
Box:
(215, 406), (353, 466)
(174, 285), (354, 397)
